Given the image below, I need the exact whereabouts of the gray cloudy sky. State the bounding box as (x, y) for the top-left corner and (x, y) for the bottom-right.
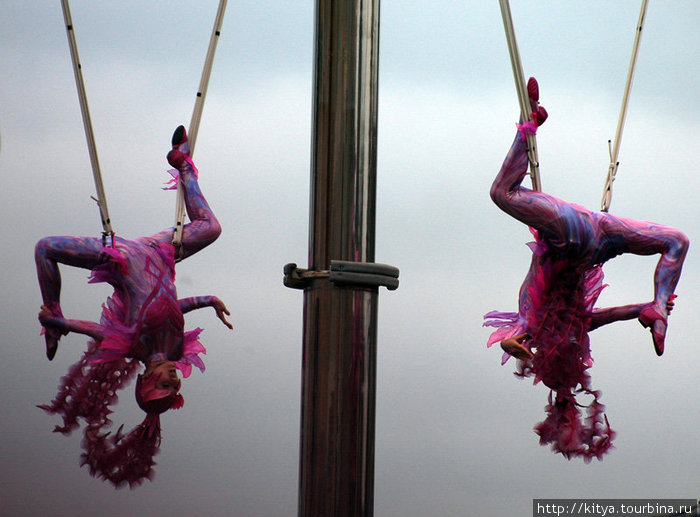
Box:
(1, 1), (698, 516)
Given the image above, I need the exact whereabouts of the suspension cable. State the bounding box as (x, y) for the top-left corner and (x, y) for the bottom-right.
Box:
(498, 0), (542, 192)
(601, 0), (649, 212)
(172, 0), (228, 249)
(60, 0), (114, 245)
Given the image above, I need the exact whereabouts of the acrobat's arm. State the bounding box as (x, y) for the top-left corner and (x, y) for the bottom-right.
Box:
(35, 236), (108, 359)
(590, 298), (675, 331)
(38, 305), (104, 341)
(590, 304), (647, 331)
(179, 296), (233, 329)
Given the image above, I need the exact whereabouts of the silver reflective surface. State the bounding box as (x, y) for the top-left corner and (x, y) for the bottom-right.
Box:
(299, 1), (381, 516)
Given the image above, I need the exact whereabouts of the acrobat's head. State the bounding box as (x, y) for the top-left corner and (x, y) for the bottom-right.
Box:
(135, 360), (184, 414)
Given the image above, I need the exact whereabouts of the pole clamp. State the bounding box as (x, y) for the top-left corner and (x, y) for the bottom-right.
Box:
(284, 260), (399, 291)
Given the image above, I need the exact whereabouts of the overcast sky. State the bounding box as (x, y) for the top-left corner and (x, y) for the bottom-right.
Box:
(1, 1), (698, 516)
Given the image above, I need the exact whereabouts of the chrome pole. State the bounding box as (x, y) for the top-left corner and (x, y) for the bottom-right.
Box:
(296, 1), (382, 515)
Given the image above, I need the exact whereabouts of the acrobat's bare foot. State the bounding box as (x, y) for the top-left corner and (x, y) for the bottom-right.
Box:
(501, 333), (534, 361)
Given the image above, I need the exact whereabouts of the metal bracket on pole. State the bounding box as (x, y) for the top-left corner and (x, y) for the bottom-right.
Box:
(284, 261), (400, 291)
(283, 263), (330, 289)
(330, 261), (399, 290)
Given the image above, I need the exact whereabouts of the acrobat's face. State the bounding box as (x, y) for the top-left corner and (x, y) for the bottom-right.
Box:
(136, 360), (184, 413)
(151, 361), (181, 394)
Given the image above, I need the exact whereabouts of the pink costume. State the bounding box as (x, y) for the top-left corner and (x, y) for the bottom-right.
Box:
(484, 101), (688, 460)
(35, 128), (229, 487)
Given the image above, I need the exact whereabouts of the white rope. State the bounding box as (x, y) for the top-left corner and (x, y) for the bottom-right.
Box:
(172, 0), (228, 248)
(498, 0), (542, 192)
(60, 0), (114, 243)
(601, 0), (649, 212)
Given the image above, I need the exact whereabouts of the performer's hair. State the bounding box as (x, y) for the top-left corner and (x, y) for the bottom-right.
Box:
(39, 342), (184, 488)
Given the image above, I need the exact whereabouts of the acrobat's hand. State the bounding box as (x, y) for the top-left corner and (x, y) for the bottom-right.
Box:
(38, 305), (68, 360)
(500, 333), (533, 361)
(39, 304), (58, 324)
(212, 298), (234, 330)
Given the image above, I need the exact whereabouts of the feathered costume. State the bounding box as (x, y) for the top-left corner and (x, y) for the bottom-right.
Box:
(485, 82), (688, 460)
(36, 127), (230, 487)
(484, 230), (613, 460)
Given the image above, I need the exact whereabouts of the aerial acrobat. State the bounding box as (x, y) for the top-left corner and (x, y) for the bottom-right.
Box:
(483, 78), (689, 460)
(36, 127), (233, 487)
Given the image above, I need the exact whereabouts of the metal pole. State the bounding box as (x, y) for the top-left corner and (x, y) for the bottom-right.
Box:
(297, 1), (381, 515)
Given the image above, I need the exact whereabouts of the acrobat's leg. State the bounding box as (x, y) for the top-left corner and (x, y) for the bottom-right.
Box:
(166, 126), (222, 260)
(489, 132), (573, 243)
(597, 213), (688, 354)
(34, 235), (103, 358)
(489, 80), (573, 241)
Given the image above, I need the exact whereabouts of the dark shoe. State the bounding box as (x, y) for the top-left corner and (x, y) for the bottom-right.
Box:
(171, 125), (190, 155)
